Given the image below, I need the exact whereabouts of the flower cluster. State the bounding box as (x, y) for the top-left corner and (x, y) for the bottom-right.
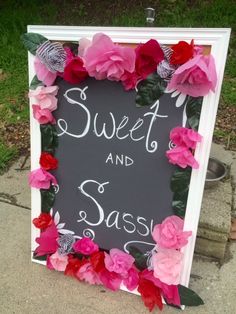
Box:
(166, 127), (202, 169)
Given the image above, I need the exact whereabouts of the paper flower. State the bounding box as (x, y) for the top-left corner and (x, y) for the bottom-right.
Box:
(170, 127), (202, 149)
(138, 277), (163, 312)
(63, 53), (88, 84)
(64, 255), (84, 277)
(35, 222), (58, 256)
(39, 152), (58, 170)
(73, 237), (99, 255)
(123, 267), (139, 291)
(34, 57), (57, 86)
(99, 268), (122, 291)
(104, 248), (134, 276)
(57, 234), (75, 255)
(170, 40), (194, 65)
(121, 71), (139, 90)
(32, 105), (56, 124)
(152, 249), (183, 285)
(152, 215), (192, 249)
(168, 54), (217, 97)
(135, 39), (164, 79)
(76, 262), (101, 285)
(32, 212), (52, 229)
(166, 146), (199, 169)
(157, 60), (175, 80)
(49, 251), (68, 271)
(29, 168), (57, 189)
(28, 85), (58, 111)
(90, 251), (106, 273)
(83, 33), (135, 81)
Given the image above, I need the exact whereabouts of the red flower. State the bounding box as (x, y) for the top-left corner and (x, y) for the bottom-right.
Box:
(32, 212), (52, 229)
(135, 39), (164, 79)
(170, 40), (194, 65)
(90, 251), (105, 273)
(39, 152), (58, 170)
(121, 71), (139, 90)
(63, 56), (88, 84)
(138, 277), (163, 312)
(64, 255), (84, 277)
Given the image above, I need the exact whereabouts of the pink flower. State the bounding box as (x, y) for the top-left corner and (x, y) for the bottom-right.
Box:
(123, 267), (139, 291)
(34, 57), (57, 86)
(73, 237), (99, 255)
(76, 262), (101, 285)
(166, 146), (199, 169)
(99, 269), (122, 291)
(152, 215), (192, 249)
(167, 54), (217, 97)
(152, 249), (183, 285)
(32, 105), (56, 124)
(104, 248), (134, 276)
(28, 86), (58, 111)
(83, 33), (136, 81)
(170, 127), (202, 149)
(49, 251), (68, 271)
(34, 222), (58, 256)
(121, 71), (139, 90)
(29, 168), (57, 189)
(78, 37), (92, 57)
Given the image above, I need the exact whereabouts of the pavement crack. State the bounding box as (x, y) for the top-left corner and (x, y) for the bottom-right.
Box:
(0, 194), (30, 210)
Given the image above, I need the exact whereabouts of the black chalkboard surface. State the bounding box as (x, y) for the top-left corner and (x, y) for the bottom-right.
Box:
(53, 77), (185, 254)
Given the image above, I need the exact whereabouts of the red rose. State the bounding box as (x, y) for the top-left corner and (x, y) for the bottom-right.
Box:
(121, 71), (139, 90)
(64, 255), (85, 277)
(63, 56), (88, 84)
(90, 251), (105, 273)
(138, 277), (163, 312)
(32, 213), (52, 229)
(39, 152), (58, 170)
(170, 40), (194, 65)
(135, 39), (164, 79)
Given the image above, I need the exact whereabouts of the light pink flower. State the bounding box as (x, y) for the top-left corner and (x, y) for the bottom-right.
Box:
(34, 57), (57, 86)
(123, 267), (139, 291)
(152, 249), (183, 285)
(99, 269), (122, 291)
(152, 215), (192, 249)
(73, 237), (99, 255)
(104, 248), (134, 276)
(167, 54), (217, 97)
(78, 37), (92, 57)
(28, 85), (58, 111)
(29, 168), (57, 189)
(76, 262), (101, 285)
(83, 33), (136, 81)
(35, 222), (58, 256)
(166, 146), (199, 169)
(170, 127), (202, 149)
(49, 251), (68, 271)
(32, 105), (56, 124)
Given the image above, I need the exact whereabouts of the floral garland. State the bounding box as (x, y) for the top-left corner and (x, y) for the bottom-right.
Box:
(22, 31), (217, 312)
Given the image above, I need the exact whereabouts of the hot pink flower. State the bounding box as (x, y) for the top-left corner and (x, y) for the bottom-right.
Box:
(73, 237), (99, 255)
(166, 146), (199, 169)
(104, 248), (134, 276)
(28, 86), (58, 111)
(83, 33), (136, 81)
(34, 222), (58, 256)
(32, 105), (56, 124)
(29, 168), (57, 189)
(152, 215), (192, 249)
(167, 54), (217, 97)
(76, 262), (101, 285)
(170, 127), (202, 149)
(34, 57), (57, 86)
(152, 249), (183, 285)
(63, 55), (88, 84)
(123, 267), (139, 291)
(99, 269), (122, 291)
(121, 71), (139, 90)
(49, 251), (69, 271)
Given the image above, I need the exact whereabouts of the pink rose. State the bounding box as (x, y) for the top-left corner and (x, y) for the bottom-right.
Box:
(49, 251), (68, 271)
(32, 105), (56, 124)
(104, 248), (134, 276)
(170, 127), (202, 149)
(78, 37), (92, 57)
(99, 269), (122, 291)
(152, 249), (183, 285)
(73, 237), (99, 255)
(35, 222), (58, 256)
(123, 267), (139, 291)
(34, 57), (57, 86)
(28, 85), (58, 111)
(63, 56), (88, 84)
(83, 33), (136, 81)
(29, 168), (57, 189)
(166, 146), (199, 169)
(152, 215), (192, 249)
(167, 54), (217, 97)
(76, 262), (101, 285)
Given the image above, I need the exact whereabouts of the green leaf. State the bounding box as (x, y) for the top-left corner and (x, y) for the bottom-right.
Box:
(33, 253), (47, 261)
(172, 191), (188, 217)
(21, 32), (48, 55)
(128, 246), (147, 270)
(186, 96), (203, 130)
(170, 167), (191, 193)
(30, 75), (44, 90)
(136, 73), (167, 107)
(41, 185), (56, 213)
(178, 285), (204, 306)
(41, 124), (58, 154)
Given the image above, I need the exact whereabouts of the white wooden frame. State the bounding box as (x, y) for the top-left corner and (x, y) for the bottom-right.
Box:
(28, 26), (230, 291)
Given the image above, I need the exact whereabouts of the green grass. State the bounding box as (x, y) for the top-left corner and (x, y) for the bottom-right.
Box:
(0, 141), (17, 174)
